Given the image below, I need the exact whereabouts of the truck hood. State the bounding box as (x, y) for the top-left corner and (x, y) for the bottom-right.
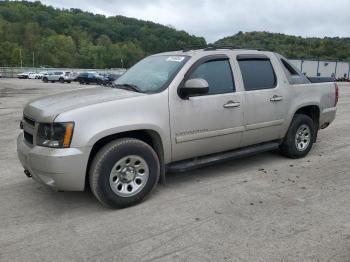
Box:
(23, 87), (144, 122)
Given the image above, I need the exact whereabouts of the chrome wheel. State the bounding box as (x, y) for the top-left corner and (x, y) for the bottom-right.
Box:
(109, 155), (149, 197)
(295, 124), (311, 151)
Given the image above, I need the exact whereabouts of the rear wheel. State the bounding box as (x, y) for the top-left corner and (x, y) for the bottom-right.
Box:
(280, 114), (315, 158)
(89, 138), (160, 208)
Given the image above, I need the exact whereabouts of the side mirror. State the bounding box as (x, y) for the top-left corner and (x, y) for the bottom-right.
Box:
(179, 78), (209, 98)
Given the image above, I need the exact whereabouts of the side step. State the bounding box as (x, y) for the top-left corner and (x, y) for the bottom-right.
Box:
(167, 141), (280, 173)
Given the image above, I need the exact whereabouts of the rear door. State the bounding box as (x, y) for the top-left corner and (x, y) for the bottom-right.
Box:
(237, 54), (289, 147)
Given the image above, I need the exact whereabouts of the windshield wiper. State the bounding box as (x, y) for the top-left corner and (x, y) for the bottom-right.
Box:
(112, 83), (143, 93)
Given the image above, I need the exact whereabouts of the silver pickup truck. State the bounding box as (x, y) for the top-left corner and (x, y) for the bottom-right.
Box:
(17, 48), (338, 208)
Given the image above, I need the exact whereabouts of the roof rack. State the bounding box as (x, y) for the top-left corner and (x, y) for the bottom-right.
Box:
(183, 45), (268, 52)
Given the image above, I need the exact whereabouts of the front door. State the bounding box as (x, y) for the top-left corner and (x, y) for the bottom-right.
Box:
(169, 55), (245, 162)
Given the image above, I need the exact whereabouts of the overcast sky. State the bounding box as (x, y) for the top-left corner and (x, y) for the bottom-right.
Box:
(37, 0), (350, 43)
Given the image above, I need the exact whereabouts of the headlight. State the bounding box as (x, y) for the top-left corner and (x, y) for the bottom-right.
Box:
(36, 122), (74, 148)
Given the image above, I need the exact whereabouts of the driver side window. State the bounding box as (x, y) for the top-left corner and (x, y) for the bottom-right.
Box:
(188, 59), (235, 95)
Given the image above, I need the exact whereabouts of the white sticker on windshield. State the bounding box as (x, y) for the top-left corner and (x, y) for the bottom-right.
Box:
(166, 56), (185, 62)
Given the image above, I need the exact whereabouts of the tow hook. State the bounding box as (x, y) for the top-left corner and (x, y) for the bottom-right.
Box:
(24, 169), (32, 178)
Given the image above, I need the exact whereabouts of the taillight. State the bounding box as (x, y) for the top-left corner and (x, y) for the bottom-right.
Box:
(334, 82), (339, 106)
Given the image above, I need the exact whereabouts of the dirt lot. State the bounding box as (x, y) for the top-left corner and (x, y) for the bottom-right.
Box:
(0, 79), (350, 262)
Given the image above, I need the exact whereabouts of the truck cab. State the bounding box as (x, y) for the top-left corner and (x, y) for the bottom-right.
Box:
(17, 48), (338, 208)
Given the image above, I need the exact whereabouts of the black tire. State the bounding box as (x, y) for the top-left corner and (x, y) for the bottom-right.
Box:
(51, 81), (55, 83)
(280, 114), (316, 159)
(67, 80), (71, 83)
(43, 77), (48, 83)
(59, 78), (64, 83)
(89, 138), (160, 208)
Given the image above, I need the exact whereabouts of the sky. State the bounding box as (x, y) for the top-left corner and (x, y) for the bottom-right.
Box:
(36, 0), (350, 43)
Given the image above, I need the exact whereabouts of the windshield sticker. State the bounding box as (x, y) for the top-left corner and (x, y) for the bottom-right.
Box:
(166, 56), (185, 62)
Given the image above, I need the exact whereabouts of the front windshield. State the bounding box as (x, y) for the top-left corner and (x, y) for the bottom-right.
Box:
(114, 55), (189, 93)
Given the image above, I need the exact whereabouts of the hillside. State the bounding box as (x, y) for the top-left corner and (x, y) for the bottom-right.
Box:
(215, 31), (350, 61)
(0, 1), (206, 68)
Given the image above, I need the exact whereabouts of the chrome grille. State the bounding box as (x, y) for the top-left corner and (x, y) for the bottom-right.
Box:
(24, 131), (33, 144)
(22, 115), (36, 145)
(23, 115), (35, 127)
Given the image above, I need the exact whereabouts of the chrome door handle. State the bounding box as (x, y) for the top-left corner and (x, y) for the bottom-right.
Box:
(270, 95), (283, 102)
(223, 101), (241, 108)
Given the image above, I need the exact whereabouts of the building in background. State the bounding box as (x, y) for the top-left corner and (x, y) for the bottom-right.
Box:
(289, 59), (350, 80)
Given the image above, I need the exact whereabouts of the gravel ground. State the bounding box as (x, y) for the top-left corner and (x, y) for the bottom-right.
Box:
(1, 79), (350, 262)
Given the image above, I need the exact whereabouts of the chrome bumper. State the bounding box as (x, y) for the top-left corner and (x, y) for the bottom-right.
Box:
(17, 133), (91, 191)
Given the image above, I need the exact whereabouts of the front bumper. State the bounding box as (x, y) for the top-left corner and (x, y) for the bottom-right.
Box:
(17, 133), (91, 191)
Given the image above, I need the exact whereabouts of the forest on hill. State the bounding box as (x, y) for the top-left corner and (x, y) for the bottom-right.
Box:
(215, 31), (350, 61)
(0, 1), (205, 68)
(0, 1), (349, 69)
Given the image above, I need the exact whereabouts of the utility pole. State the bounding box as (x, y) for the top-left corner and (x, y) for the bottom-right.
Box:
(32, 52), (35, 69)
(19, 49), (23, 68)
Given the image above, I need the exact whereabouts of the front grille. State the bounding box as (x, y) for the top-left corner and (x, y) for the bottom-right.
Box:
(23, 115), (35, 126)
(24, 131), (33, 145)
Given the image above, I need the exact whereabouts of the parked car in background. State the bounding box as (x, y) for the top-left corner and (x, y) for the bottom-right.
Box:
(42, 71), (74, 83)
(71, 72), (79, 82)
(77, 72), (122, 85)
(77, 72), (106, 85)
(17, 49), (338, 208)
(28, 72), (41, 79)
(104, 73), (122, 85)
(17, 72), (34, 79)
(36, 71), (48, 79)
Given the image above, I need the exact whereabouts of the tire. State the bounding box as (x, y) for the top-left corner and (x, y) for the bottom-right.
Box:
(89, 138), (160, 208)
(67, 80), (71, 83)
(43, 77), (48, 83)
(59, 78), (64, 83)
(280, 114), (316, 159)
(51, 81), (55, 83)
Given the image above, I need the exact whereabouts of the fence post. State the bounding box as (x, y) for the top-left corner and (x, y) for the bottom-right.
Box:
(334, 61), (338, 78)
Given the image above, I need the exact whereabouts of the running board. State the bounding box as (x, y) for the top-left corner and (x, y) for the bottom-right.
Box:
(167, 142), (280, 173)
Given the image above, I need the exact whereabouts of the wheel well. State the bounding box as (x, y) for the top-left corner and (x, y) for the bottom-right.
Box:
(295, 105), (320, 128)
(85, 130), (165, 189)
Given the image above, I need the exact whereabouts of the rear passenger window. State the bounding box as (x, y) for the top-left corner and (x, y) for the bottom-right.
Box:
(238, 59), (276, 91)
(189, 59), (235, 95)
(281, 59), (298, 75)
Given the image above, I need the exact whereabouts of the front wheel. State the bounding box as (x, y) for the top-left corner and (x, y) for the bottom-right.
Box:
(280, 114), (315, 158)
(89, 138), (160, 208)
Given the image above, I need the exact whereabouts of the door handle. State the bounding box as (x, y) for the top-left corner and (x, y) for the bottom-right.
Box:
(223, 101), (241, 108)
(270, 95), (283, 102)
